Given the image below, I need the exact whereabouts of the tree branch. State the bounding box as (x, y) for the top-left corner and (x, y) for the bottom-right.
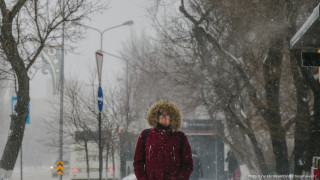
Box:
(26, 1), (87, 71)
(179, 0), (199, 25)
(198, 5), (214, 25)
(0, 0), (6, 17)
(193, 26), (268, 118)
(34, 0), (43, 42)
(11, 0), (28, 19)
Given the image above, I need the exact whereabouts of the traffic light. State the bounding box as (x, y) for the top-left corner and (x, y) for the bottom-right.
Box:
(302, 51), (320, 67)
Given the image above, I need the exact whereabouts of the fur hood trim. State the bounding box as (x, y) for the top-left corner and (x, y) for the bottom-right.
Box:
(147, 100), (182, 131)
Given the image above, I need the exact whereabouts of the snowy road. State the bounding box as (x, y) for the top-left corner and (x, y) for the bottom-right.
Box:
(11, 167), (69, 180)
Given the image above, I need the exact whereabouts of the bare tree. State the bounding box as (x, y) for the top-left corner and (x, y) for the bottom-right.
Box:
(0, 1), (107, 177)
(44, 76), (102, 180)
(64, 77), (96, 180)
(119, 0), (318, 176)
(103, 82), (141, 179)
(55, 70), (142, 179)
(175, 0), (318, 176)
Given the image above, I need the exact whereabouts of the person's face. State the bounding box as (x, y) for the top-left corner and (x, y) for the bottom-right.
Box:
(158, 109), (171, 127)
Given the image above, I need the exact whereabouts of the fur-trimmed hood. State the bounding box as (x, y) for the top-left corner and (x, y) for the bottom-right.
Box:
(147, 100), (182, 131)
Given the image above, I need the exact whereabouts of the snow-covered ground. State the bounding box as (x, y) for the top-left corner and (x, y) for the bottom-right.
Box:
(11, 167), (69, 180)
(11, 167), (134, 180)
(122, 174), (136, 180)
(240, 164), (250, 179)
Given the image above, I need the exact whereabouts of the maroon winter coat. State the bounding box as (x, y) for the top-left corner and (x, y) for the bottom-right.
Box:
(133, 100), (193, 180)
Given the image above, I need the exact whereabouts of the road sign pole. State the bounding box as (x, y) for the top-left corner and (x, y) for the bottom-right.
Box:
(96, 52), (104, 180)
(98, 86), (103, 180)
(20, 146), (22, 180)
(99, 110), (102, 180)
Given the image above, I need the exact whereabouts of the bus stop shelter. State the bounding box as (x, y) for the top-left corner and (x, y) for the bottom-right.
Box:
(290, 4), (320, 66)
(290, 3), (320, 179)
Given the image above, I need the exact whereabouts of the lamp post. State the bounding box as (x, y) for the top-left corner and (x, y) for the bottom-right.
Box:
(73, 20), (133, 180)
(60, 1), (65, 180)
(73, 20), (133, 52)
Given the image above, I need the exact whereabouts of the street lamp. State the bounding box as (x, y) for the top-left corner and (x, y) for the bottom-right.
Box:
(72, 20), (134, 52)
(73, 20), (133, 180)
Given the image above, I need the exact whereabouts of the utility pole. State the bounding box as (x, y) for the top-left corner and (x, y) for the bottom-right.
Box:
(59, 0), (65, 179)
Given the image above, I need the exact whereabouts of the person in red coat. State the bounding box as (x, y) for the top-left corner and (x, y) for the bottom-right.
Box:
(133, 100), (193, 180)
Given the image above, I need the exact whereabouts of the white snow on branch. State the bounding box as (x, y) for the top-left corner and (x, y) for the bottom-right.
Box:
(241, 109), (247, 118)
(221, 48), (244, 66)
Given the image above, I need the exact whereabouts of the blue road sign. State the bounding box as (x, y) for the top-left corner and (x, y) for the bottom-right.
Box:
(98, 86), (103, 112)
(12, 97), (30, 124)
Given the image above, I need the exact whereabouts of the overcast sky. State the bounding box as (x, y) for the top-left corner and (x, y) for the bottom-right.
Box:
(30, 0), (152, 99)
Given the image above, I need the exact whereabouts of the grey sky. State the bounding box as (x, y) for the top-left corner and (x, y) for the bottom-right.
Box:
(30, 0), (152, 99)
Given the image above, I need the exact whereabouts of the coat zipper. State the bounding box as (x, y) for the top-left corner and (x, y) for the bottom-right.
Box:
(173, 146), (175, 162)
(149, 145), (151, 161)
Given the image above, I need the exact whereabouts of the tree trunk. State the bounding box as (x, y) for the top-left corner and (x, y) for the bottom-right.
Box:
(112, 145), (116, 180)
(263, 37), (289, 175)
(289, 51), (310, 175)
(84, 141), (90, 180)
(0, 1), (29, 177)
(225, 107), (269, 175)
(0, 71), (29, 178)
(105, 143), (109, 179)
